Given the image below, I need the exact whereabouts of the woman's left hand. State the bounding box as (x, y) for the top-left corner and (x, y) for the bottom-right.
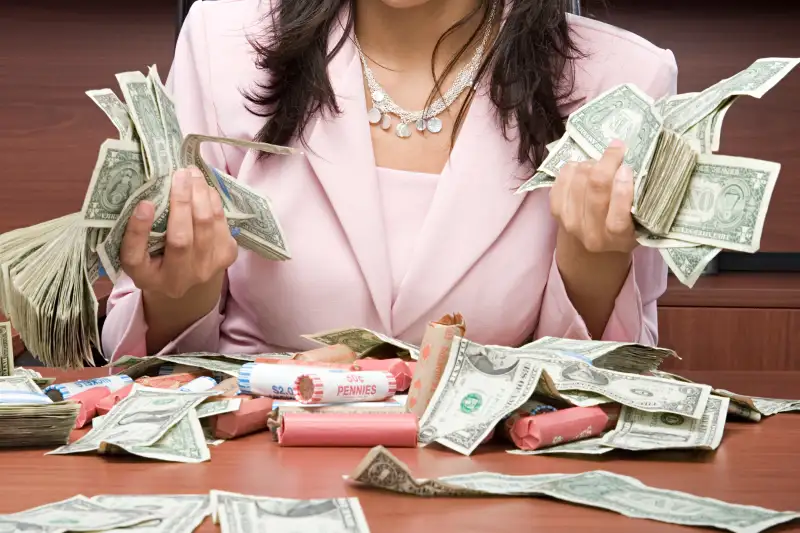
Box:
(550, 139), (638, 255)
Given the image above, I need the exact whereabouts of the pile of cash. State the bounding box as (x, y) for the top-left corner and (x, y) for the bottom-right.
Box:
(348, 446), (800, 533)
(0, 492), (371, 533)
(516, 57), (799, 288)
(0, 375), (79, 448)
(0, 65), (298, 368)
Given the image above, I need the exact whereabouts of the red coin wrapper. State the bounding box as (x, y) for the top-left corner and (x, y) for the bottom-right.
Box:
(355, 358), (413, 392)
(95, 383), (135, 416)
(508, 405), (620, 451)
(70, 386), (112, 428)
(277, 413), (418, 447)
(210, 397), (274, 439)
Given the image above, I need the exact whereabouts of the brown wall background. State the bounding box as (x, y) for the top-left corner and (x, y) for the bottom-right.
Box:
(2, 0), (798, 370)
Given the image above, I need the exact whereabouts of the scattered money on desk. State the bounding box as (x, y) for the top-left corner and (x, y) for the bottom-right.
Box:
(515, 57), (799, 288)
(347, 446), (800, 533)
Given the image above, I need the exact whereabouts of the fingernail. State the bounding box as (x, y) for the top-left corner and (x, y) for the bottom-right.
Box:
(616, 165), (633, 182)
(230, 227), (241, 237)
(189, 166), (203, 180)
(609, 139), (625, 149)
(134, 201), (153, 220)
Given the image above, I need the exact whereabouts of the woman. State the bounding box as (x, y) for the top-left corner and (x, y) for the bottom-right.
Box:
(102, 0), (676, 361)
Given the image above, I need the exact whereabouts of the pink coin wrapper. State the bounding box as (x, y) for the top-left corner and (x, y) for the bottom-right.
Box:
(509, 405), (620, 451)
(210, 396), (274, 439)
(95, 383), (135, 416)
(293, 344), (358, 364)
(256, 358), (356, 371)
(356, 358), (413, 392)
(294, 371), (396, 404)
(277, 413), (418, 447)
(69, 386), (112, 429)
(136, 372), (203, 389)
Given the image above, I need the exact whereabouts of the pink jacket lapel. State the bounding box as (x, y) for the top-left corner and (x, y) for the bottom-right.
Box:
(302, 20), (393, 333)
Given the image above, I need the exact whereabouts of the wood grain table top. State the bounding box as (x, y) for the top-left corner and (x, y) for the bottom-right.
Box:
(1, 369), (798, 532)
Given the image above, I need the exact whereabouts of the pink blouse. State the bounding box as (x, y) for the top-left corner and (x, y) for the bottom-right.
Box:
(101, 0), (675, 362)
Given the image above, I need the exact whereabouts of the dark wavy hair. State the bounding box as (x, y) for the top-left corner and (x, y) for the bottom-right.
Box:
(244, 0), (585, 171)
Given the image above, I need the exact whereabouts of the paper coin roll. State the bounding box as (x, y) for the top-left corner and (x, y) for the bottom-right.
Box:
(277, 413), (418, 447)
(43, 375), (132, 401)
(293, 371), (396, 404)
(178, 376), (218, 392)
(238, 362), (347, 399)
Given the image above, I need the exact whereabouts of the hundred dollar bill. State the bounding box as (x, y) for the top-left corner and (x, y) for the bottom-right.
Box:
(417, 337), (544, 455)
(566, 83), (662, 176)
(86, 88), (136, 141)
(90, 495), (210, 533)
(303, 327), (420, 359)
(665, 154), (780, 253)
(96, 173), (171, 282)
(0, 321), (12, 377)
(197, 398), (242, 419)
(602, 395), (729, 451)
(101, 409), (211, 463)
(148, 65), (182, 170)
(1, 495), (157, 532)
(80, 139), (146, 228)
(210, 490), (371, 533)
(664, 58), (800, 134)
(116, 71), (172, 179)
(49, 386), (214, 455)
(507, 437), (613, 456)
(348, 446), (800, 533)
(480, 346), (711, 418)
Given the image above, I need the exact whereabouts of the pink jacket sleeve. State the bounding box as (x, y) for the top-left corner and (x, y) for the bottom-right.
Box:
(101, 2), (228, 363)
(534, 45), (677, 346)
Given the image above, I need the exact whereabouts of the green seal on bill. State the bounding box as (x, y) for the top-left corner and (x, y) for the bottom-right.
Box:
(460, 393), (482, 413)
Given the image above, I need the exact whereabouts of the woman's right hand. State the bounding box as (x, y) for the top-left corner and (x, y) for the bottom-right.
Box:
(120, 166), (238, 299)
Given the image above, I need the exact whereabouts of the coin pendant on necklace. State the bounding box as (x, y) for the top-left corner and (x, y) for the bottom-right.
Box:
(367, 107), (382, 124)
(380, 114), (392, 130)
(427, 117), (443, 134)
(372, 90), (385, 103)
(395, 122), (412, 138)
(415, 118), (426, 132)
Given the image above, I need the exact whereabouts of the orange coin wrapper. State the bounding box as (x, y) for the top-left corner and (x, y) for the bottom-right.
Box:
(406, 313), (465, 417)
(238, 363), (349, 400)
(508, 405), (620, 451)
(137, 372), (205, 390)
(355, 358), (413, 392)
(294, 371), (396, 404)
(210, 396), (274, 439)
(293, 344), (358, 364)
(212, 377), (241, 397)
(69, 386), (112, 429)
(277, 413), (418, 447)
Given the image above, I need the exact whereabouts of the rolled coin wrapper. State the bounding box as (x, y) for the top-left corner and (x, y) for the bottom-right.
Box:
(356, 358), (413, 392)
(509, 405), (619, 451)
(256, 358), (357, 371)
(178, 376), (218, 392)
(210, 396), (274, 439)
(0, 390), (53, 405)
(293, 371), (396, 404)
(95, 383), (135, 416)
(69, 386), (111, 429)
(44, 374), (132, 402)
(501, 399), (559, 440)
(293, 344), (357, 364)
(136, 372), (203, 390)
(407, 313), (465, 417)
(238, 362), (347, 399)
(277, 413), (418, 447)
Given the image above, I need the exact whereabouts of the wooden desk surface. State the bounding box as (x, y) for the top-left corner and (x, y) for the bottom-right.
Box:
(1, 370), (799, 532)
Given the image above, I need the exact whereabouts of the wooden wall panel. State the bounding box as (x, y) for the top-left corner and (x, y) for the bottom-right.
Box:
(598, 1), (800, 252)
(0, 0), (174, 235)
(657, 307), (800, 371)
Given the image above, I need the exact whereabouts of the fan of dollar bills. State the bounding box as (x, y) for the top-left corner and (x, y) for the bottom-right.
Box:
(516, 57), (799, 288)
(0, 65), (299, 368)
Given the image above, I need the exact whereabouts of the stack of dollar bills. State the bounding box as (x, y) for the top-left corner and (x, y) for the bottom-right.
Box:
(516, 57), (799, 288)
(0, 65), (298, 368)
(0, 375), (79, 448)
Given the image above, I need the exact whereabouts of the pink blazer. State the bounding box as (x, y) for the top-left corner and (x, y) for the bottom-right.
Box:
(102, 0), (677, 362)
